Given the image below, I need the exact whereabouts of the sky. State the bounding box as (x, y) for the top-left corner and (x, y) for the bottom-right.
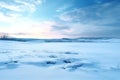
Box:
(0, 0), (120, 38)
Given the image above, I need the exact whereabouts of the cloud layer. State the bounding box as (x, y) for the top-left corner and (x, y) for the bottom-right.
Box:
(0, 0), (42, 22)
(53, 0), (120, 38)
(0, 0), (120, 38)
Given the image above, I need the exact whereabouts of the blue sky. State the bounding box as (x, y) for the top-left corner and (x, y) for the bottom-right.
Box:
(0, 0), (120, 38)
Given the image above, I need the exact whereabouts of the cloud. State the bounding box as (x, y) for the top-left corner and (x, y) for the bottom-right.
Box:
(54, 0), (120, 38)
(52, 24), (70, 30)
(0, 0), (119, 38)
(59, 0), (120, 23)
(0, 19), (67, 38)
(53, 22), (120, 38)
(14, 0), (42, 12)
(0, 0), (42, 20)
(56, 5), (72, 12)
(0, 2), (22, 12)
(0, 0), (67, 38)
(0, 12), (18, 22)
(0, 0), (42, 12)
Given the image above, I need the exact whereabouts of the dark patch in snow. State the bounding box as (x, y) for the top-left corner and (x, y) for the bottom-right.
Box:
(64, 52), (78, 55)
(22, 58), (81, 68)
(48, 55), (57, 58)
(0, 51), (10, 54)
(63, 60), (71, 63)
(62, 63), (84, 70)
(61, 61), (100, 71)
(0, 61), (20, 70)
(4, 60), (19, 64)
(46, 61), (56, 64)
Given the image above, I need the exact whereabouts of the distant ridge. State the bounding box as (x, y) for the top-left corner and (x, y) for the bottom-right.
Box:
(0, 36), (115, 42)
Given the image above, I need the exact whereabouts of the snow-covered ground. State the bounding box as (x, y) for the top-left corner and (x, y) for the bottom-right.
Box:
(0, 39), (120, 80)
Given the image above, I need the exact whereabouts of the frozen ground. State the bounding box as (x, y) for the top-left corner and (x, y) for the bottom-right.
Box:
(0, 39), (120, 80)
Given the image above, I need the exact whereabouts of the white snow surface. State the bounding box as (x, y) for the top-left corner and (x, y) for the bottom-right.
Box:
(0, 39), (120, 80)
